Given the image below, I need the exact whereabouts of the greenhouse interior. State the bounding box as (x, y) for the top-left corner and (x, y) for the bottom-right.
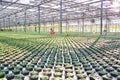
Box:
(0, 0), (120, 80)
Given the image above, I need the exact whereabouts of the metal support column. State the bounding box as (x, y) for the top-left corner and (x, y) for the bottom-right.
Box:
(38, 6), (41, 33)
(60, 0), (63, 35)
(105, 8), (108, 34)
(53, 16), (55, 30)
(77, 15), (80, 32)
(0, 22), (1, 28)
(100, 0), (103, 35)
(3, 18), (5, 30)
(66, 15), (68, 32)
(24, 9), (27, 32)
(8, 16), (10, 30)
(82, 13), (84, 33)
(15, 13), (17, 32)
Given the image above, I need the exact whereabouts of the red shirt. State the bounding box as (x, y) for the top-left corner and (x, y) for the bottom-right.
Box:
(50, 30), (55, 35)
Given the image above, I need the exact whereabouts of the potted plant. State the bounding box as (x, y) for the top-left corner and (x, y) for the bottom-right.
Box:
(30, 71), (38, 75)
(29, 75), (38, 80)
(16, 65), (23, 70)
(95, 67), (103, 72)
(102, 75), (111, 80)
(76, 70), (84, 74)
(65, 78), (74, 80)
(112, 65), (119, 69)
(54, 72), (62, 77)
(76, 74), (86, 79)
(64, 64), (73, 69)
(43, 72), (51, 77)
(89, 74), (99, 80)
(117, 76), (120, 80)
(34, 67), (42, 72)
(43, 68), (51, 72)
(40, 76), (49, 80)
(110, 71), (118, 77)
(1, 69), (9, 74)
(65, 69), (73, 73)
(106, 67), (114, 72)
(15, 74), (24, 80)
(86, 70), (94, 75)
(6, 73), (15, 80)
(98, 70), (107, 76)
(3, 62), (9, 67)
(21, 70), (29, 75)
(0, 72), (5, 78)
(84, 67), (92, 71)
(8, 65), (14, 70)
(65, 73), (74, 78)
(0, 66), (4, 70)
(51, 77), (62, 80)
(26, 66), (33, 71)
(13, 69), (20, 74)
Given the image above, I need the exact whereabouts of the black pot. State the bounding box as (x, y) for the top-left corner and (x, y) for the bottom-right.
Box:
(6, 74), (15, 80)
(0, 72), (5, 78)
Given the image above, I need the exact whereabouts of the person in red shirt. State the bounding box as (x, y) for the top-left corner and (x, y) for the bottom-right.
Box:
(50, 28), (55, 35)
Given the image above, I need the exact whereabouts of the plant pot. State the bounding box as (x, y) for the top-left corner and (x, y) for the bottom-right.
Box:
(65, 78), (74, 80)
(76, 70), (84, 74)
(46, 65), (53, 68)
(102, 75), (111, 80)
(51, 77), (62, 80)
(3, 62), (9, 67)
(117, 76), (120, 80)
(106, 67), (114, 72)
(22, 70), (29, 75)
(16, 66), (23, 70)
(29, 75), (38, 80)
(40, 76), (49, 80)
(112, 65), (119, 69)
(117, 68), (120, 72)
(26, 66), (33, 71)
(43, 68), (51, 72)
(102, 64), (108, 69)
(8, 66), (14, 70)
(15, 74), (24, 80)
(110, 71), (118, 77)
(0, 66), (4, 70)
(65, 69), (73, 73)
(1, 69), (9, 74)
(95, 67), (103, 72)
(89, 74), (99, 80)
(34, 67), (42, 72)
(84, 67), (92, 71)
(86, 70), (94, 75)
(0, 72), (5, 78)
(65, 73), (74, 78)
(76, 74), (86, 79)
(6, 73), (15, 80)
(74, 66), (82, 70)
(43, 72), (51, 77)
(30, 71), (38, 76)
(98, 71), (107, 76)
(54, 72), (62, 77)
(92, 64), (99, 68)
(13, 69), (20, 74)
(64, 64), (73, 69)
(83, 64), (90, 67)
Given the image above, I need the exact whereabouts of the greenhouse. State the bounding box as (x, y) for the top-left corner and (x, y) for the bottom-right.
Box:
(0, 0), (120, 80)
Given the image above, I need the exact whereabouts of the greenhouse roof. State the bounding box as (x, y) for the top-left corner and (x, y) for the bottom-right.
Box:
(0, 0), (120, 24)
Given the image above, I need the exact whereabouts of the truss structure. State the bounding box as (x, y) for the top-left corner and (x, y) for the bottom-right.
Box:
(0, 0), (120, 34)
